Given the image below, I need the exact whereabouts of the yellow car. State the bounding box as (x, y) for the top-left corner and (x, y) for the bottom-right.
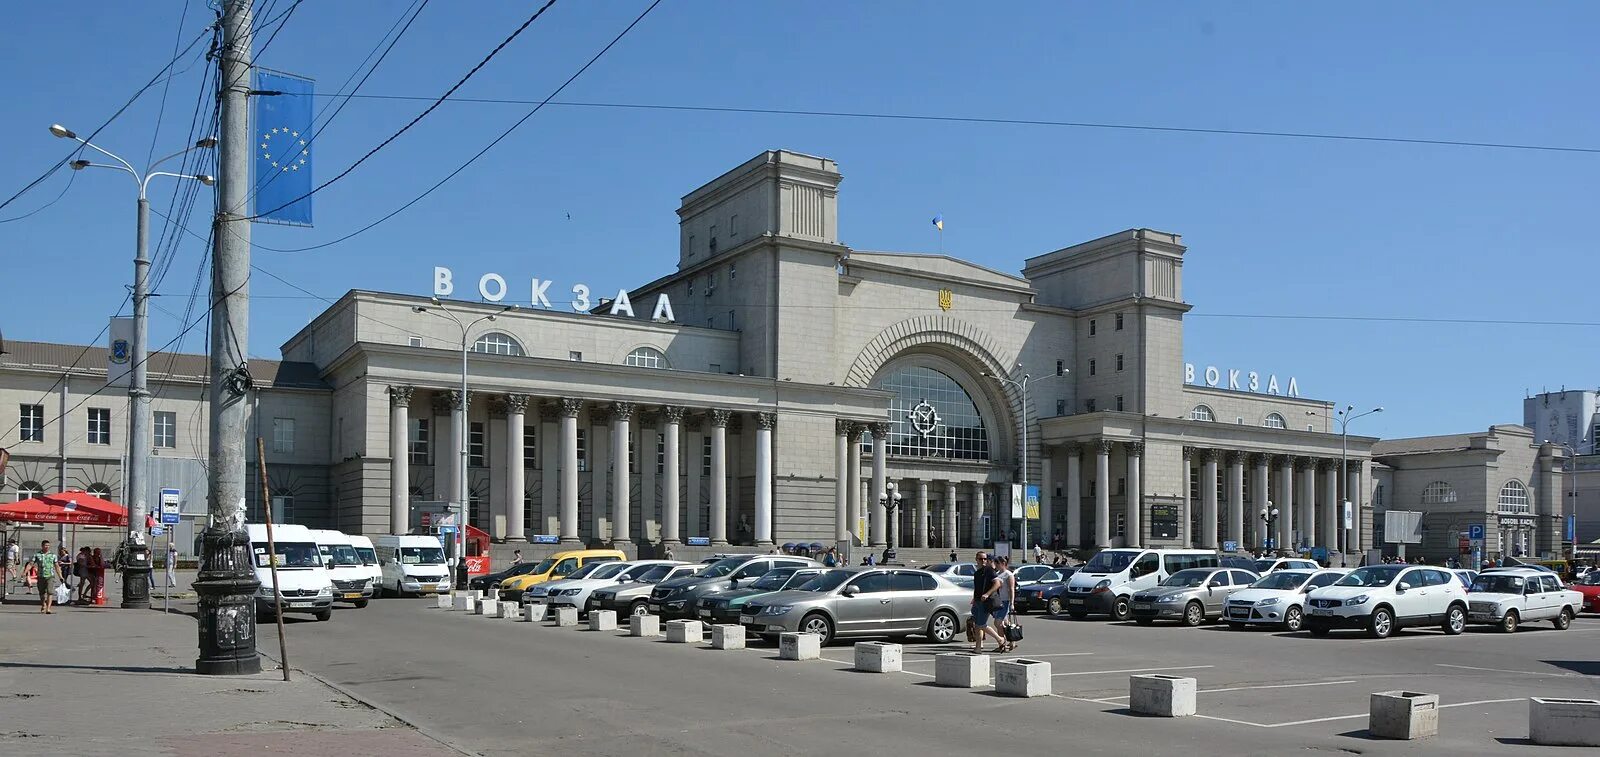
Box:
(497, 549), (625, 602)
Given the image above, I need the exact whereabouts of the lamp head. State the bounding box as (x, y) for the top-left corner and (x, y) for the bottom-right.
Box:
(486, 315), (496, 322)
(49, 124), (76, 139)
(412, 306), (427, 313)
(69, 159), (90, 170)
(196, 174), (215, 186)
(1374, 407), (1385, 413)
(430, 296), (442, 306)
(195, 136), (218, 149)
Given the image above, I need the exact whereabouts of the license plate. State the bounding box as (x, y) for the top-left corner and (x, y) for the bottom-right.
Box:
(343, 592), (361, 599)
(288, 602), (311, 608)
(1069, 598), (1084, 605)
(1133, 603), (1151, 610)
(739, 616), (754, 624)
(1310, 608), (1332, 616)
(698, 610), (712, 618)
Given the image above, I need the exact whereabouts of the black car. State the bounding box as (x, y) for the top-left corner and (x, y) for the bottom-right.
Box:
(469, 561), (542, 592)
(1014, 568), (1078, 615)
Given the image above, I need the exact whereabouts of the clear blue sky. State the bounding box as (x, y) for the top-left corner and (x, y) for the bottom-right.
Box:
(2, 1), (1596, 441)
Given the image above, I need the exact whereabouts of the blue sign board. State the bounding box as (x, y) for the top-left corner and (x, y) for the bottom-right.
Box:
(438, 526), (457, 535)
(159, 487), (182, 524)
(687, 536), (711, 547)
(532, 534), (560, 545)
(1310, 547), (1329, 561)
(1222, 540), (1239, 553)
(1567, 515), (1576, 541)
(150, 525), (165, 537)
(1468, 524), (1485, 541)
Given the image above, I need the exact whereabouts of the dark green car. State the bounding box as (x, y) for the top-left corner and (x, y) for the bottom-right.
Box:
(695, 567), (828, 625)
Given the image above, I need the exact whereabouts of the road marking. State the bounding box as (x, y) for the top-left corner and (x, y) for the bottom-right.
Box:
(1052, 665), (1214, 677)
(1194, 713), (1271, 728)
(1436, 663), (1578, 678)
(1090, 679), (1357, 702)
(1261, 698), (1526, 728)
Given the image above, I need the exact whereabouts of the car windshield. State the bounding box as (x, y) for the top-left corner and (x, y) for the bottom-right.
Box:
(1336, 566), (1403, 587)
(1036, 571), (1067, 584)
(697, 557), (749, 578)
(1082, 551), (1136, 573)
(528, 558), (557, 574)
(560, 562), (606, 580)
(1252, 559), (1280, 573)
(752, 570), (797, 590)
(1251, 571), (1310, 590)
(585, 562), (630, 580)
(1470, 575), (1527, 594)
(927, 563), (953, 572)
(257, 542), (321, 569)
(798, 570), (852, 592)
(329, 545), (363, 567)
(1161, 569), (1212, 588)
(635, 564), (675, 583)
(400, 546), (445, 565)
(355, 547), (378, 565)
(1579, 573), (1600, 586)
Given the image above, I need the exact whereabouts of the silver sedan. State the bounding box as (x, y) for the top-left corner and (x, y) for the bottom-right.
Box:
(1130, 568), (1260, 626)
(739, 567), (968, 645)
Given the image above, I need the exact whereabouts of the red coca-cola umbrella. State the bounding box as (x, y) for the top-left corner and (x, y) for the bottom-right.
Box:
(0, 490), (128, 527)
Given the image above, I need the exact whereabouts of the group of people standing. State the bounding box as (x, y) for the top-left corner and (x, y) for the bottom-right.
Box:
(969, 551), (1021, 654)
(2, 538), (110, 612)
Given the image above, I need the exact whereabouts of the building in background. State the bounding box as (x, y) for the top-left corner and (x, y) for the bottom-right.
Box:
(1523, 389), (1599, 455)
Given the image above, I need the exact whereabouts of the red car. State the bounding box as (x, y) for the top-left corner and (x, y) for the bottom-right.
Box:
(1573, 573), (1600, 613)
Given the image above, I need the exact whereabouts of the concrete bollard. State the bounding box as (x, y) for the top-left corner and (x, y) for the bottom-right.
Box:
(853, 641), (903, 673)
(522, 603), (548, 623)
(1529, 697), (1600, 746)
(553, 606), (579, 627)
(1368, 691), (1439, 740)
(779, 632), (821, 661)
(436, 593), (452, 609)
(666, 619), (704, 643)
(1130, 674), (1197, 717)
(711, 624), (745, 650)
(994, 659), (1052, 698)
(452, 594), (476, 613)
(588, 609), (618, 631)
(498, 602), (519, 619)
(630, 614), (661, 637)
(476, 597), (498, 616)
(934, 652), (991, 688)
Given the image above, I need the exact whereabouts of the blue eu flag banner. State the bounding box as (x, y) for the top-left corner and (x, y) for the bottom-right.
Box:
(252, 70), (314, 226)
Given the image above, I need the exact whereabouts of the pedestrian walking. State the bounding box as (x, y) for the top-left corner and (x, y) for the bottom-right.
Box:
(970, 552), (1006, 653)
(89, 548), (106, 605)
(165, 542), (179, 588)
(1033, 542), (1044, 564)
(511, 549), (524, 565)
(57, 546), (73, 597)
(2, 537), (18, 601)
(822, 548), (837, 567)
(948, 548), (958, 563)
(663, 544), (676, 561)
(74, 547), (92, 604)
(31, 540), (59, 614)
(992, 555), (1017, 651)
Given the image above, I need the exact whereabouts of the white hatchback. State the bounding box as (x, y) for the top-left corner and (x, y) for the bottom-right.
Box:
(1223, 568), (1348, 631)
(1304, 564), (1469, 639)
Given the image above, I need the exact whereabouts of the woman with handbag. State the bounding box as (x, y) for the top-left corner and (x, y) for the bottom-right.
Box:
(991, 555), (1018, 652)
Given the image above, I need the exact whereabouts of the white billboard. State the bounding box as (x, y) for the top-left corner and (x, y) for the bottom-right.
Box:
(1383, 510), (1424, 544)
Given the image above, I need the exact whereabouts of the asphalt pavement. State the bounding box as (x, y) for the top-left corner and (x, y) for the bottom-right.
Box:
(257, 597), (1600, 756)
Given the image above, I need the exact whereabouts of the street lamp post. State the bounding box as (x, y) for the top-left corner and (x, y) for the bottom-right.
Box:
(1334, 406), (1383, 566)
(983, 369), (1067, 563)
(1259, 504), (1279, 554)
(414, 299), (514, 590)
(50, 124), (215, 609)
(878, 481), (903, 555)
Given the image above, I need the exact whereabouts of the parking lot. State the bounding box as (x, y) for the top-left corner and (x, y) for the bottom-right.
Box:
(261, 596), (1600, 756)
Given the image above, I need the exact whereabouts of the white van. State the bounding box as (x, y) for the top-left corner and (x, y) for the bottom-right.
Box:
(375, 534), (450, 597)
(311, 529), (374, 608)
(1063, 548), (1219, 620)
(247, 523), (334, 621)
(349, 535), (384, 596)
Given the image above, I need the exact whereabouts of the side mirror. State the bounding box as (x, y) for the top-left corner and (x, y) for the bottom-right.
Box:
(842, 585), (860, 597)
(1395, 582), (1410, 594)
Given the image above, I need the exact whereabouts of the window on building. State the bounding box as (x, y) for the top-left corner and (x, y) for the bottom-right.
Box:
(16, 481), (42, 501)
(577, 429), (588, 472)
(523, 492), (534, 534)
(272, 418), (295, 454)
(469, 492), (484, 530)
(625, 346), (669, 369)
(1115, 395), (1124, 412)
(688, 235), (695, 257)
(472, 332), (524, 356)
(1421, 481), (1458, 505)
(1115, 354), (1124, 372)
(730, 215), (739, 238)
(1115, 313), (1124, 330)
(409, 418), (430, 464)
(656, 433), (666, 475)
(18, 404), (44, 442)
(1263, 412), (1286, 429)
(469, 422), (486, 467)
(1089, 319), (1097, 336)
(408, 335), (424, 348)
(707, 272), (717, 294)
(87, 407), (111, 445)
(154, 411), (177, 448)
(523, 426), (537, 467)
(702, 435), (712, 477)
(1373, 483), (1385, 508)
(687, 277), (694, 297)
(270, 495), (294, 524)
(1190, 405), (1215, 422)
(1085, 398), (1096, 413)
(1497, 480), (1529, 514)
(1306, 424), (1314, 432)
(728, 310), (736, 330)
(866, 364), (991, 461)
(1115, 512), (1126, 537)
(86, 483), (112, 501)
(569, 351), (582, 362)
(1117, 477), (1126, 495)
(709, 363), (722, 373)
(1089, 359), (1097, 376)
(629, 438), (638, 473)
(1089, 479), (1096, 496)
(1055, 399), (1066, 416)
(1055, 360), (1065, 376)
(729, 263), (737, 279)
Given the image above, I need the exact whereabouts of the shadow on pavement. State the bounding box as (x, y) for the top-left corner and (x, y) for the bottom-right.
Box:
(1542, 659), (1600, 675)
(0, 661), (193, 675)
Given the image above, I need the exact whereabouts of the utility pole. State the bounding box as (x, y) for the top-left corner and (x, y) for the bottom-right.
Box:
(195, 0), (262, 675)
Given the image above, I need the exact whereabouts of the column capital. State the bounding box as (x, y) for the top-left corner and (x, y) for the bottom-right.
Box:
(445, 389), (471, 411)
(503, 393), (531, 415)
(836, 418), (854, 437)
(539, 401), (563, 423)
(611, 401), (636, 422)
(1248, 451), (1270, 467)
(707, 408), (732, 428)
(486, 396), (508, 418)
(1124, 441), (1144, 457)
(1225, 450), (1246, 466)
(662, 405), (687, 424)
(1182, 445), (1196, 461)
(869, 421), (892, 439)
(557, 397), (584, 419)
(756, 412), (777, 430)
(1198, 448), (1219, 464)
(430, 391), (453, 416)
(387, 385), (415, 406)
(1273, 454), (1292, 468)
(1095, 438), (1116, 455)
(1317, 458), (1337, 473)
(1293, 456), (1314, 472)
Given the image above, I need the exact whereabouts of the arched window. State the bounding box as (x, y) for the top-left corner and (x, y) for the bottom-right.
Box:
(1262, 412), (1286, 429)
(1421, 481), (1458, 505)
(1497, 480), (1529, 514)
(624, 346), (669, 369)
(472, 332), (524, 356)
(871, 365), (989, 460)
(87, 483), (113, 500)
(1190, 405), (1215, 422)
(15, 481), (43, 501)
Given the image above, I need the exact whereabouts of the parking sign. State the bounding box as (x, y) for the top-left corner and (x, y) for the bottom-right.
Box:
(1467, 524), (1485, 541)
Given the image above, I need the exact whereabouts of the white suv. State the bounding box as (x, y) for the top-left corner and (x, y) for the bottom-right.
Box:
(1304, 564), (1468, 639)
(1465, 567), (1583, 633)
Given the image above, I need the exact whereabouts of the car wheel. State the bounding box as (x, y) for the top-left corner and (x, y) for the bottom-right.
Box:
(1068, 611), (1087, 620)
(1282, 606), (1303, 632)
(800, 612), (834, 645)
(1499, 610), (1519, 634)
(1111, 596), (1132, 621)
(927, 610), (959, 643)
(1046, 597), (1064, 615)
(354, 599), (369, 609)
(315, 609), (333, 622)
(1442, 605), (1466, 635)
(629, 601), (650, 617)
(1554, 608), (1572, 630)
(1183, 601), (1204, 627)
(1367, 607), (1393, 639)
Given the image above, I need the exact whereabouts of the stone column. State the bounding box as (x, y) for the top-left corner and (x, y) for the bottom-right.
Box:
(915, 479), (930, 548)
(1125, 442), (1143, 548)
(539, 403), (560, 535)
(487, 397), (509, 541)
(972, 482), (988, 546)
(869, 422), (889, 548)
(846, 423), (863, 545)
(504, 394), (529, 541)
(1039, 448), (1053, 549)
(1181, 447), (1194, 547)
(387, 386), (413, 535)
(943, 481), (957, 549)
(708, 409), (730, 546)
(660, 407), (684, 546)
(686, 416), (703, 539)
(834, 420), (851, 543)
(558, 398), (582, 544)
(1251, 453), (1270, 552)
(1064, 444), (1082, 550)
(1227, 451), (1245, 551)
(1346, 464), (1362, 554)
(449, 390), (470, 527)
(1200, 449), (1219, 549)
(1277, 456), (1294, 551)
(754, 412), (775, 546)
(1298, 457), (1316, 551)
(590, 405), (611, 541)
(431, 392), (454, 509)
(1095, 440), (1112, 548)
(611, 402), (635, 544)
(1321, 460), (1339, 552)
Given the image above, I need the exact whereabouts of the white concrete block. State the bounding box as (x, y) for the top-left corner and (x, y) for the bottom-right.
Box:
(451, 594), (476, 612)
(1368, 691), (1439, 740)
(779, 632), (821, 660)
(666, 619), (704, 643)
(522, 604), (548, 623)
(553, 606), (579, 627)
(476, 598), (498, 616)
(1130, 674), (1197, 717)
(1529, 697), (1600, 747)
(588, 609), (618, 631)
(497, 602), (519, 619)
(630, 614), (661, 637)
(711, 624), (745, 650)
(935, 652), (991, 688)
(436, 593), (452, 609)
(853, 641), (902, 673)
(994, 659), (1052, 698)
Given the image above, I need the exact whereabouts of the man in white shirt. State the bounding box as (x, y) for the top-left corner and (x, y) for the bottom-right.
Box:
(2, 538), (18, 600)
